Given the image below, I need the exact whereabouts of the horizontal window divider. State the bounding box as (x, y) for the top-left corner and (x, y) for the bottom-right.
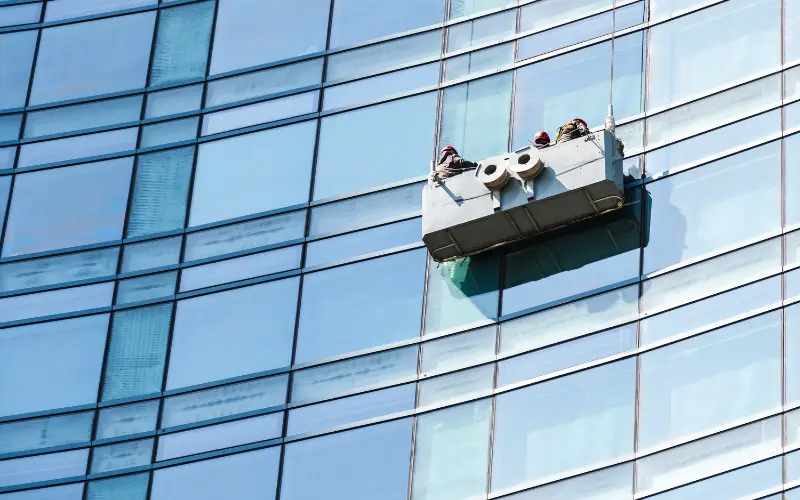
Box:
(323, 56), (442, 88)
(0, 403), (96, 424)
(514, 24), (641, 70)
(123, 229), (184, 244)
(25, 88), (145, 112)
(197, 111), (318, 142)
(284, 408), (417, 445)
(445, 36), (516, 59)
(0, 305), (112, 330)
(206, 52), (326, 82)
(20, 121), (143, 145)
(320, 85), (439, 117)
(444, 1), (517, 26)
(39, 5), (158, 29)
(514, 0), (641, 42)
(0, 107), (24, 116)
(117, 263), (181, 280)
(748, 487), (793, 500)
(305, 213), (422, 242)
(87, 463), (152, 480)
(0, 0), (39, 6)
(175, 268), (301, 300)
(0, 275), (116, 299)
(0, 22), (37, 33)
(0, 475), (86, 495)
(137, 138), (199, 154)
(441, 64), (516, 89)
(310, 176), (427, 207)
(0, 441), (90, 461)
(141, 109), (201, 125)
(145, 75), (206, 94)
(0, 139), (19, 148)
(157, 404), (286, 436)
(92, 430), (157, 447)
(153, 437), (282, 470)
(301, 242), (424, 275)
(202, 85), (322, 115)
(287, 375), (418, 410)
(291, 337), (422, 372)
(0, 239), (121, 263)
(184, 206), (307, 234)
(113, 295), (176, 311)
(181, 239), (303, 267)
(97, 391), (161, 408)
(14, 149), (136, 174)
(413, 390), (495, 415)
(161, 366), (290, 397)
(326, 22), (444, 57)
(421, 319), (498, 341)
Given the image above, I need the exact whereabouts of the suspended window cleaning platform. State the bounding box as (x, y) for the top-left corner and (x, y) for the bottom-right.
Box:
(422, 130), (625, 262)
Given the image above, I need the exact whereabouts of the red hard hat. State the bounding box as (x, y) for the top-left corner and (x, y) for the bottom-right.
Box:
(442, 145), (456, 151)
(534, 131), (550, 145)
(573, 118), (587, 128)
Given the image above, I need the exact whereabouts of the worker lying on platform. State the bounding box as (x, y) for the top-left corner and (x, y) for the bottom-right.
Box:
(554, 117), (590, 144)
(431, 145), (478, 182)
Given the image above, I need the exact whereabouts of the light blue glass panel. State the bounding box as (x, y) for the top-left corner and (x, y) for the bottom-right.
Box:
(0, 31), (37, 111)
(0, 449), (88, 488)
(326, 30), (442, 82)
(0, 411), (93, 455)
(440, 72), (512, 161)
(648, 0), (780, 110)
(638, 312), (782, 451)
(420, 326), (496, 374)
(102, 303), (172, 401)
(150, 1), (214, 86)
(519, 0), (611, 32)
(787, 303), (800, 405)
(788, 408), (800, 448)
(201, 91), (317, 136)
(0, 3), (41, 28)
(150, 447), (280, 500)
(86, 473), (148, 500)
(0, 314), (108, 417)
(179, 245), (301, 292)
(17, 128), (138, 169)
(411, 399), (492, 500)
(644, 142), (781, 274)
(648, 456), (781, 500)
(788, 0), (800, 63)
(314, 93), (436, 200)
(183, 210), (306, 261)
(323, 63), (439, 111)
(640, 276), (781, 347)
(157, 413), (282, 461)
(127, 146), (194, 238)
(493, 360), (635, 491)
(0, 247), (118, 293)
(786, 100), (800, 131)
(96, 400), (159, 440)
(0, 148), (15, 169)
(503, 463), (633, 500)
(287, 384), (415, 437)
(0, 177), (10, 240)
(330, 0), (443, 49)
(296, 250), (425, 364)
(291, 346), (418, 403)
(116, 259), (177, 301)
(0, 282), (113, 324)
(498, 323), (637, 387)
(281, 418), (412, 500)
(145, 84), (203, 119)
(789, 231), (800, 267)
(206, 59), (323, 108)
(91, 438), (153, 473)
(785, 133), (800, 228)
(789, 450), (800, 483)
(121, 237), (182, 273)
(3, 158), (132, 257)
(417, 364), (494, 407)
(447, 10), (515, 53)
(1, 483), (84, 500)
(30, 13), (156, 105)
(44, 0), (156, 22)
(449, 0), (513, 19)
(139, 117), (198, 148)
(0, 114), (22, 143)
(191, 121), (316, 225)
(24, 96), (143, 139)
(650, 0), (715, 20)
(305, 218), (421, 268)
(444, 43), (514, 82)
(160, 374), (287, 428)
(309, 183), (422, 237)
(209, 0), (329, 75)
(167, 278), (299, 389)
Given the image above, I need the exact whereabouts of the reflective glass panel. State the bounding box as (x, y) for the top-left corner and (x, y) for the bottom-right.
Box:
(449, 0), (512, 19)
(0, 3), (41, 28)
(420, 326), (496, 374)
(95, 400), (159, 440)
(2, 483), (84, 500)
(0, 114), (21, 143)
(205, 59), (323, 108)
(447, 10), (515, 53)
(0, 31), (37, 111)
(44, 0), (156, 21)
(417, 364), (494, 407)
(330, 0), (443, 49)
(789, 0), (800, 63)
(787, 303), (800, 405)
(121, 237), (182, 274)
(0, 449), (88, 488)
(145, 84), (203, 119)
(24, 95), (143, 139)
(323, 63), (439, 111)
(0, 411), (93, 455)
(505, 464), (633, 500)
(150, 1), (214, 86)
(519, 0), (612, 32)
(785, 133), (800, 228)
(139, 117), (199, 148)
(0, 247), (118, 294)
(111, 268), (174, 302)
(444, 43), (514, 82)
(179, 245), (301, 292)
(91, 438), (153, 473)
(201, 91), (317, 136)
(17, 127), (138, 168)
(86, 473), (148, 500)
(0, 148), (15, 169)
(0, 281), (113, 324)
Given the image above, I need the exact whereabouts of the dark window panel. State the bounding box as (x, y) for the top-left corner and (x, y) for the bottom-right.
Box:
(149, 1), (215, 86)
(90, 438), (154, 473)
(0, 247), (119, 294)
(0, 31), (37, 111)
(86, 473), (149, 500)
(24, 95), (144, 139)
(330, 0), (443, 49)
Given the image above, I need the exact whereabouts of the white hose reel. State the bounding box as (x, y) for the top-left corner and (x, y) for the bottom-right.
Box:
(476, 157), (510, 190)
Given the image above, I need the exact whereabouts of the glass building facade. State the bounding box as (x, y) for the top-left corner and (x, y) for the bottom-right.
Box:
(1, 0), (800, 498)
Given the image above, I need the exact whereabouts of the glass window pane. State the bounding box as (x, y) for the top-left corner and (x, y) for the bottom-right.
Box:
(420, 326), (496, 374)
(95, 400), (159, 440)
(0, 247), (118, 294)
(638, 312), (782, 451)
(209, 0), (329, 75)
(121, 237), (182, 273)
(0, 31), (37, 111)
(4, 159), (133, 257)
(0, 411), (93, 455)
(102, 304), (172, 401)
(281, 418), (412, 500)
(91, 438), (153, 473)
(447, 10), (515, 53)
(127, 146), (194, 238)
(145, 84), (203, 119)
(190, 122), (316, 226)
(167, 278), (299, 389)
(24, 96), (143, 139)
(0, 314), (108, 417)
(160, 374), (287, 429)
(44, 0), (156, 22)
(0, 449), (88, 488)
(323, 63), (439, 111)
(647, 0), (780, 110)
(140, 117), (199, 148)
(519, 0), (612, 32)
(788, 0), (800, 63)
(0, 147), (15, 169)
(444, 43), (514, 82)
(0, 3), (41, 28)
(150, 447), (280, 500)
(18, 127), (138, 169)
(501, 463), (633, 500)
(330, 0), (443, 49)
(291, 346), (418, 403)
(287, 384), (415, 437)
(0, 281), (113, 324)
(417, 364), (494, 407)
(201, 91), (317, 136)
(787, 303), (800, 405)
(440, 72), (512, 161)
(150, 1), (214, 86)
(491, 359), (636, 491)
(206, 59), (323, 108)
(296, 250), (425, 364)
(157, 413), (282, 461)
(0, 114), (22, 143)
(30, 13), (156, 105)
(411, 399), (492, 500)
(179, 245), (301, 292)
(86, 473), (148, 500)
(116, 269), (174, 303)
(785, 133), (800, 228)
(2, 483), (84, 500)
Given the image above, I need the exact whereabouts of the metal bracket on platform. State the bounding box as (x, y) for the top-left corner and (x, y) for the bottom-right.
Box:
(490, 190), (501, 210)
(523, 178), (535, 200)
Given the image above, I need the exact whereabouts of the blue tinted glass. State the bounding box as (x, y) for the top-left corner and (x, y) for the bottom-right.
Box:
(18, 127), (138, 169)
(86, 473), (149, 500)
(281, 419), (413, 500)
(30, 13), (156, 105)
(0, 281), (113, 324)
(787, 303), (800, 405)
(1, 483), (84, 500)
(179, 245), (301, 292)
(421, 326), (496, 374)
(201, 91), (318, 136)
(447, 10), (515, 52)
(140, 117), (199, 148)
(0, 247), (118, 293)
(0, 449), (88, 488)
(323, 63), (439, 111)
(206, 59), (324, 108)
(440, 72), (512, 161)
(191, 121), (316, 226)
(102, 304), (172, 401)
(0, 147), (15, 169)
(305, 218), (421, 268)
(0, 3), (41, 28)
(417, 364), (494, 407)
(788, 0), (800, 63)
(0, 411), (93, 455)
(644, 142), (781, 274)
(519, 0), (611, 32)
(296, 250), (425, 364)
(444, 43), (514, 82)
(150, 447), (280, 500)
(91, 438), (154, 473)
(44, 0), (156, 22)
(330, 0), (443, 48)
(0, 176), (10, 238)
(449, 0), (513, 19)
(96, 400), (159, 440)
(0, 114), (22, 143)
(648, 457), (781, 500)
(502, 463), (633, 500)
(0, 315), (109, 418)
(785, 133), (800, 228)
(0, 31), (37, 111)
(122, 237), (182, 273)
(127, 146), (194, 238)
(210, 0), (329, 75)
(150, 1), (214, 86)
(145, 84), (203, 119)
(3, 158), (133, 257)
(314, 93), (436, 200)
(24, 96), (143, 139)
(167, 278), (299, 389)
